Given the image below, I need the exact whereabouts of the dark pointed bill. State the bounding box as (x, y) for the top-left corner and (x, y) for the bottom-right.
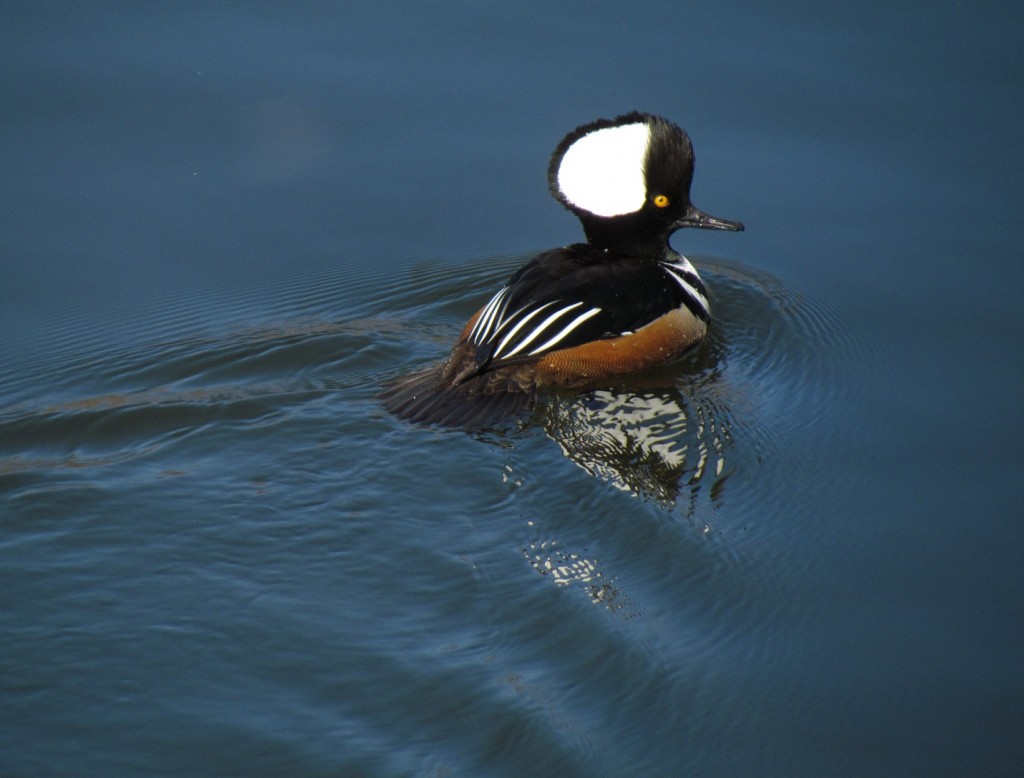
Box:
(675, 204), (744, 232)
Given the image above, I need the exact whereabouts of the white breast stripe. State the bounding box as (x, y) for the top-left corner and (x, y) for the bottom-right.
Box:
(662, 265), (700, 297)
(526, 306), (602, 356)
(661, 265), (708, 312)
(499, 302), (584, 359)
(666, 254), (697, 274)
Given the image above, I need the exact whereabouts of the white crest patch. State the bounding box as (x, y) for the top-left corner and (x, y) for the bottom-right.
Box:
(556, 121), (650, 217)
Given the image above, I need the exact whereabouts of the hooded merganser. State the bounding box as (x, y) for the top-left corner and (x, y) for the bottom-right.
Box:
(382, 112), (743, 426)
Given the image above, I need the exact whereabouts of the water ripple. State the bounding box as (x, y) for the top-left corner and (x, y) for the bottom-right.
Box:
(375, 253), (855, 521)
(2, 247), (861, 776)
(2, 249), (853, 548)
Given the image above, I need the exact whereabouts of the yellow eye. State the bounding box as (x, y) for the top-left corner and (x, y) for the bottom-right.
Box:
(653, 194), (670, 208)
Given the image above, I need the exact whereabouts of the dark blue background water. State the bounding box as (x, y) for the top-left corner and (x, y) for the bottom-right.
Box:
(3, 2), (1022, 775)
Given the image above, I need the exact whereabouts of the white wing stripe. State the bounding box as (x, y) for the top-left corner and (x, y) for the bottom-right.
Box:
(500, 302), (584, 358)
(469, 287), (507, 342)
(526, 306), (602, 356)
(491, 301), (557, 355)
(482, 289), (511, 341)
(467, 293), (496, 341)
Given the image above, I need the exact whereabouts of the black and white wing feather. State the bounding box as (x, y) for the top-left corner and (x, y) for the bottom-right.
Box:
(463, 245), (708, 377)
(467, 295), (604, 361)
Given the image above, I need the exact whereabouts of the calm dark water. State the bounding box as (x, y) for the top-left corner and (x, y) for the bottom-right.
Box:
(3, 2), (1023, 776)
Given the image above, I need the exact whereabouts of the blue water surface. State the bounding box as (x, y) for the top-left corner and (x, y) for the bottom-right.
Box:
(2, 2), (1023, 776)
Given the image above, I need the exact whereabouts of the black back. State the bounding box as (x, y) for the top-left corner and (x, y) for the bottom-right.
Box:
(469, 244), (704, 374)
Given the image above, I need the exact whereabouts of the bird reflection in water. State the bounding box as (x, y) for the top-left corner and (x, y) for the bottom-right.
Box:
(520, 363), (734, 611)
(535, 383), (730, 510)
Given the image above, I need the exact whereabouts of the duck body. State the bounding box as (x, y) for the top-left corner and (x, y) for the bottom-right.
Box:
(459, 244), (710, 384)
(382, 112), (743, 426)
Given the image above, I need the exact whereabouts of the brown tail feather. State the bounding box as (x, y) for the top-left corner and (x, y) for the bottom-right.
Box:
(379, 361), (535, 427)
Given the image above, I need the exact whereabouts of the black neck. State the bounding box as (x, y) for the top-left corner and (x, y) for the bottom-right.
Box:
(579, 213), (670, 258)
